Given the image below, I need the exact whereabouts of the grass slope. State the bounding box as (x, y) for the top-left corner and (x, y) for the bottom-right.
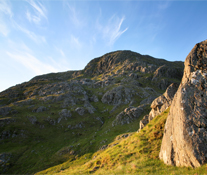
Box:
(36, 108), (207, 175)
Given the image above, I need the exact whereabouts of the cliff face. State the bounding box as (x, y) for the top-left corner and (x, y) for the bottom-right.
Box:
(159, 40), (207, 167)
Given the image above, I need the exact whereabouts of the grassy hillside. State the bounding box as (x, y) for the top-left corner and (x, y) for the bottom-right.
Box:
(0, 50), (186, 174)
(36, 108), (207, 175)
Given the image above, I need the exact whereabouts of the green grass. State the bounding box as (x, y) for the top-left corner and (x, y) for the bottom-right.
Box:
(36, 108), (207, 175)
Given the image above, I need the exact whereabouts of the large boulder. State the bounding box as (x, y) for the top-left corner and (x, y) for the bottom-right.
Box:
(149, 83), (179, 120)
(112, 106), (144, 127)
(138, 83), (179, 131)
(159, 40), (207, 167)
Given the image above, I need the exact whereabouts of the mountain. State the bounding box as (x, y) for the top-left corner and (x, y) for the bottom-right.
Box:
(0, 50), (185, 174)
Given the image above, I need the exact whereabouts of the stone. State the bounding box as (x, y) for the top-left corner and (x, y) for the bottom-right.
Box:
(159, 40), (207, 168)
(75, 107), (85, 116)
(149, 83), (179, 120)
(58, 109), (72, 123)
(101, 86), (135, 105)
(0, 153), (11, 173)
(0, 107), (11, 116)
(112, 106), (144, 127)
(138, 83), (179, 132)
(27, 116), (37, 125)
(32, 106), (47, 113)
(139, 115), (149, 131)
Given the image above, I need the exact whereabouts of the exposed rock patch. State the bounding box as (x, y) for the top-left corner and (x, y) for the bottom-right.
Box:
(138, 83), (179, 131)
(159, 40), (207, 167)
(112, 106), (144, 127)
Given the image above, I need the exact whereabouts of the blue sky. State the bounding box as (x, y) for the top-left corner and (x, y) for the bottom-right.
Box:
(0, 0), (207, 92)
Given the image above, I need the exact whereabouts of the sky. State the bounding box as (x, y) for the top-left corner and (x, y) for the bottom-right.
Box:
(0, 0), (207, 92)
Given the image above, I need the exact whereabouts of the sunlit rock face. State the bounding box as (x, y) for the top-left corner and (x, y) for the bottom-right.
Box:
(159, 40), (207, 167)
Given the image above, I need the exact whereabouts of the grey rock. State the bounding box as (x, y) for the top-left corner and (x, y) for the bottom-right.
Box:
(32, 106), (47, 113)
(0, 153), (11, 173)
(84, 101), (96, 114)
(27, 116), (37, 125)
(0, 118), (15, 127)
(0, 107), (11, 116)
(159, 40), (207, 168)
(58, 109), (72, 123)
(149, 83), (179, 120)
(89, 95), (99, 102)
(112, 106), (144, 127)
(140, 96), (157, 105)
(139, 115), (149, 131)
(75, 107), (85, 116)
(101, 86), (135, 105)
(0, 130), (11, 140)
(45, 116), (56, 125)
(138, 83), (179, 132)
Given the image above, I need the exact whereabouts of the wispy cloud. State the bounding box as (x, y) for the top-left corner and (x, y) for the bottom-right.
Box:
(0, 0), (12, 17)
(65, 2), (85, 28)
(26, 0), (47, 24)
(15, 22), (46, 43)
(0, 0), (12, 36)
(6, 51), (58, 75)
(0, 18), (9, 36)
(55, 47), (65, 57)
(98, 15), (128, 46)
(70, 35), (82, 49)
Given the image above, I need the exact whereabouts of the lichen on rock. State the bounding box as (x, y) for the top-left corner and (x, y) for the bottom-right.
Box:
(159, 40), (207, 168)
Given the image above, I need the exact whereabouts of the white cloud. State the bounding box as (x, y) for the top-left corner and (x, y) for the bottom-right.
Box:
(26, 0), (47, 24)
(65, 3), (85, 28)
(0, 18), (9, 36)
(70, 35), (82, 49)
(0, 0), (12, 17)
(55, 47), (65, 57)
(15, 22), (46, 43)
(6, 51), (58, 75)
(0, 0), (12, 36)
(98, 15), (128, 46)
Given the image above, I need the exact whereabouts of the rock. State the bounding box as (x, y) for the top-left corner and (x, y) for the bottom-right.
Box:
(112, 106), (144, 127)
(0, 107), (11, 116)
(101, 86), (135, 105)
(58, 109), (72, 123)
(0, 153), (11, 173)
(89, 95), (99, 102)
(138, 83), (179, 132)
(32, 106), (47, 113)
(152, 65), (183, 80)
(95, 117), (104, 125)
(139, 115), (149, 131)
(68, 122), (84, 129)
(75, 107), (85, 116)
(45, 116), (56, 125)
(149, 83), (179, 120)
(159, 40), (207, 168)
(84, 101), (96, 114)
(0, 118), (15, 127)
(0, 130), (11, 140)
(140, 96), (157, 105)
(27, 116), (37, 125)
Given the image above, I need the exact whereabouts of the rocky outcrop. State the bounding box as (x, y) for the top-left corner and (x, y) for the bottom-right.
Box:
(159, 40), (207, 167)
(0, 107), (11, 116)
(58, 109), (72, 123)
(149, 83), (179, 120)
(101, 86), (135, 105)
(138, 83), (179, 131)
(112, 106), (144, 127)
